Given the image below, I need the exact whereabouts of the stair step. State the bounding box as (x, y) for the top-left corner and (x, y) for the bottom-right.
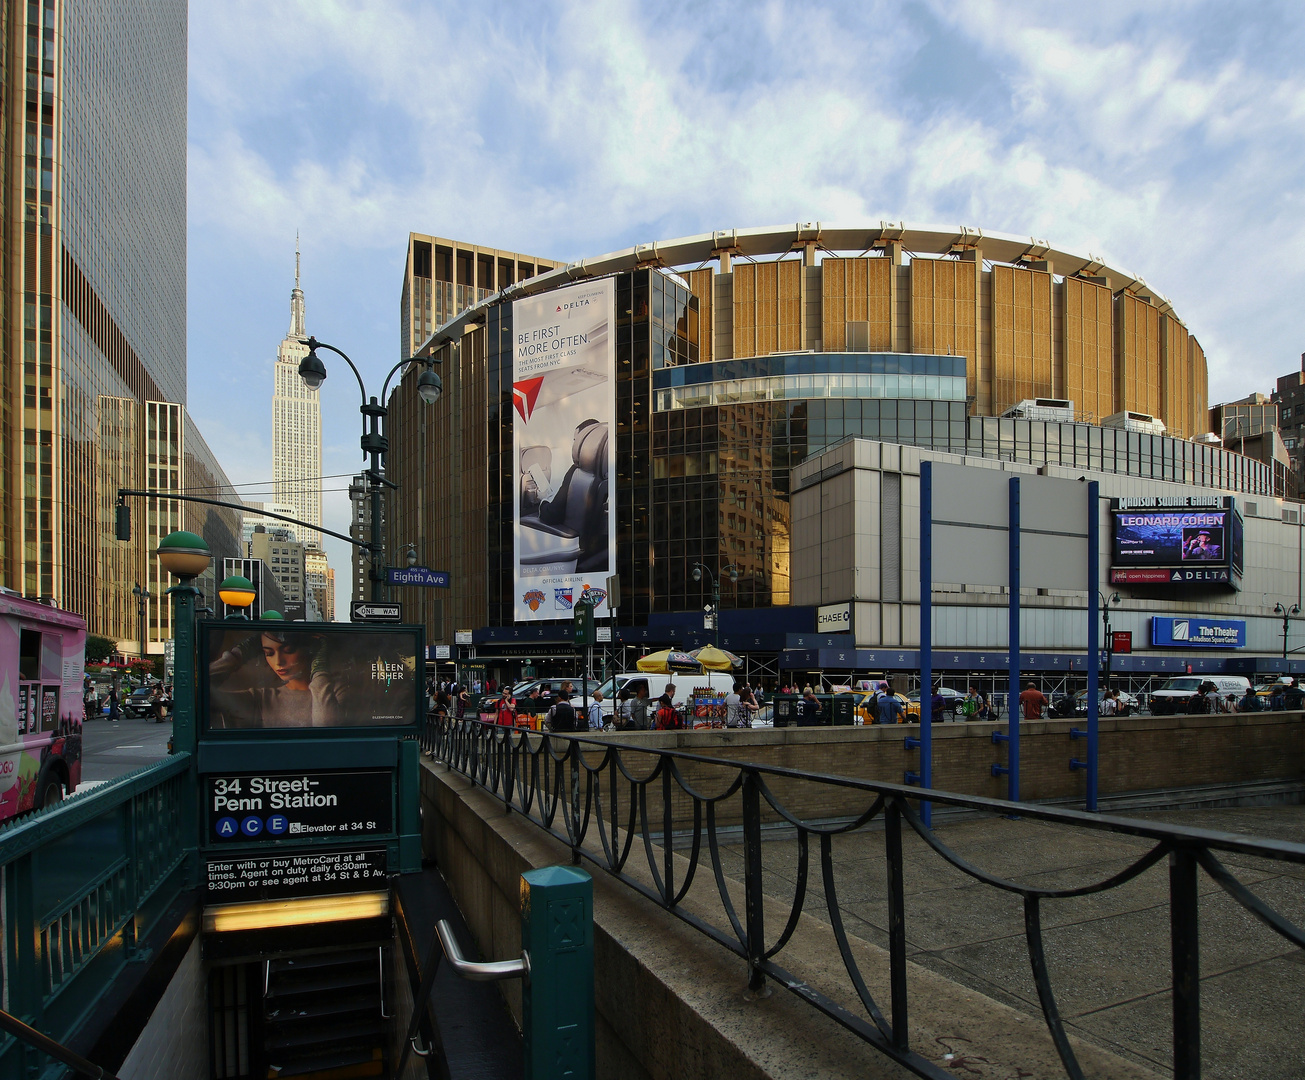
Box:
(266, 990), (380, 1023)
(265, 1018), (385, 1052)
(267, 1044), (384, 1079)
(266, 970), (377, 999)
(269, 949), (377, 976)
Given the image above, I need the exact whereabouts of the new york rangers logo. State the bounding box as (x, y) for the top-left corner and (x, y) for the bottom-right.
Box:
(554, 588), (573, 610)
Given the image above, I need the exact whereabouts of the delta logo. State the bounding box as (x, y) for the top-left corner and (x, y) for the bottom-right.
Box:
(557, 298), (592, 312)
(522, 589), (545, 612)
(513, 377), (544, 423)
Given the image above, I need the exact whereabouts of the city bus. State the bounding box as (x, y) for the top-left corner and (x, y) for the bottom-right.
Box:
(0, 592), (85, 822)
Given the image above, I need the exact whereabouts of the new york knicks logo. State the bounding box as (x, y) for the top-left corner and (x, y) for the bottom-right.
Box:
(522, 589), (545, 612)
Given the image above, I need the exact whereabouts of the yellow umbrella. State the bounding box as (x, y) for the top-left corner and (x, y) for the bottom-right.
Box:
(689, 645), (743, 671)
(635, 649), (703, 674)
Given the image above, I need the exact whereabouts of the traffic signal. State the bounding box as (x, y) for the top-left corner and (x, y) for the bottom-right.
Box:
(115, 503), (131, 541)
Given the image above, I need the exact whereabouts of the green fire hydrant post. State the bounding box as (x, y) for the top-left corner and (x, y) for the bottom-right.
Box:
(521, 865), (595, 1079)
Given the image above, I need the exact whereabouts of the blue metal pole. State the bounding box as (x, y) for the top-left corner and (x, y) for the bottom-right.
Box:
(1086, 482), (1100, 811)
(1008, 477), (1020, 803)
(919, 461), (933, 828)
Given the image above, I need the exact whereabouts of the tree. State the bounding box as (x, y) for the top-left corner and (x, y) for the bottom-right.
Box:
(85, 634), (116, 664)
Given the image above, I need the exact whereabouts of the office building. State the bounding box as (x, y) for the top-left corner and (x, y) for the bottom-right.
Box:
(304, 544), (335, 622)
(1270, 355), (1305, 477)
(272, 243), (321, 546)
(249, 526), (307, 620)
(0, 0), (240, 650)
(386, 223), (1294, 682)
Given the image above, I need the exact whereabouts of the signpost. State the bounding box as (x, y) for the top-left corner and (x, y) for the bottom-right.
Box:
(351, 601), (403, 623)
(385, 566), (449, 588)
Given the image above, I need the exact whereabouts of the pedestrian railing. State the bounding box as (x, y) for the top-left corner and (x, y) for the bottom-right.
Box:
(0, 756), (192, 1079)
(422, 714), (1305, 1080)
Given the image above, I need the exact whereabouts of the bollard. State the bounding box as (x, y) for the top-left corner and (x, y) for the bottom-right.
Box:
(521, 865), (595, 1080)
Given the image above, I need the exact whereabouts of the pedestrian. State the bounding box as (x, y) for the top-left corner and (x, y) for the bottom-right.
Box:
(737, 684), (759, 726)
(725, 683), (744, 727)
(1018, 682), (1048, 720)
(456, 683), (471, 719)
(107, 686), (120, 723)
(548, 692), (579, 733)
(930, 683), (946, 721)
(150, 684), (167, 723)
(495, 691), (516, 727)
(486, 676), (497, 694)
(1285, 678), (1305, 711)
(588, 691), (605, 731)
(1100, 689), (1117, 716)
(1221, 692), (1238, 714)
(1239, 686), (1260, 713)
(876, 683), (905, 725)
(657, 682), (676, 711)
(1271, 679), (1287, 712)
(629, 684), (652, 730)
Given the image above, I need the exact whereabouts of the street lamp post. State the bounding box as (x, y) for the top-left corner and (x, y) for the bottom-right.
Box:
(297, 337), (442, 603)
(691, 562), (739, 647)
(1099, 591), (1121, 687)
(1273, 601), (1301, 661)
(131, 583), (151, 662)
(219, 575), (257, 619)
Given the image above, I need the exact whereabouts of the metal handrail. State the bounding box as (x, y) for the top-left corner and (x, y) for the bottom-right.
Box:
(0, 1007), (120, 1079)
(422, 714), (1305, 1080)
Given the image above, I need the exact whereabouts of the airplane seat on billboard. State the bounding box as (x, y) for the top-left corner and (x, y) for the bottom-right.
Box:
(518, 420), (609, 575)
(519, 445), (552, 517)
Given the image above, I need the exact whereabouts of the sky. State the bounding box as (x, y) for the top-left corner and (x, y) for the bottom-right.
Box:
(186, 0), (1305, 613)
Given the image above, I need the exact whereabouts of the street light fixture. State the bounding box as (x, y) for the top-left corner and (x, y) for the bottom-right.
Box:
(1099, 591), (1121, 687)
(691, 562), (739, 647)
(1273, 601), (1301, 661)
(156, 530), (211, 762)
(297, 336), (442, 601)
(131, 583), (151, 663)
(218, 575), (257, 618)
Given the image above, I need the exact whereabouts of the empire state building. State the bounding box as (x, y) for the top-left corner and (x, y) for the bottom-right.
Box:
(272, 244), (321, 545)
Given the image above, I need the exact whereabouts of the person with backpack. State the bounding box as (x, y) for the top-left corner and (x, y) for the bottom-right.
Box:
(548, 692), (579, 733)
(654, 683), (682, 730)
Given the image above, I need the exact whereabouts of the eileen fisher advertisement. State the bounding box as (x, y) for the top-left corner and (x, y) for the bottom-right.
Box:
(512, 277), (615, 622)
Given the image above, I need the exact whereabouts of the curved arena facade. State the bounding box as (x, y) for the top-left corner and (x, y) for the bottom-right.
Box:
(386, 224), (1296, 683)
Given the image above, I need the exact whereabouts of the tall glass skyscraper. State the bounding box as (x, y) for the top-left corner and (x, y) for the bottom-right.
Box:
(1, 0), (240, 649)
(272, 243), (322, 547)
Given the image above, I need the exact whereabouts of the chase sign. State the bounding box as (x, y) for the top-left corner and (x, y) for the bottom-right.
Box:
(1151, 616), (1246, 649)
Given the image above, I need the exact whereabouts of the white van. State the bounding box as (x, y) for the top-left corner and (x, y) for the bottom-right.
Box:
(1149, 675), (1250, 715)
(592, 672), (739, 720)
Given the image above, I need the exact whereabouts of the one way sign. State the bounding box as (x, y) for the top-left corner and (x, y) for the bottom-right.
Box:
(351, 601), (403, 623)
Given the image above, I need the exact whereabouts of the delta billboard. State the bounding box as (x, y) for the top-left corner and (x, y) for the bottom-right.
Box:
(1109, 496), (1241, 588)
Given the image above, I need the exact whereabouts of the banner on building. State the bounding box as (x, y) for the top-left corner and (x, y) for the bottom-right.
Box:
(512, 279), (615, 623)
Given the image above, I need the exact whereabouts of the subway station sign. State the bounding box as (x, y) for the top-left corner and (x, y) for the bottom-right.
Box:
(1151, 616), (1246, 649)
(207, 770), (393, 843)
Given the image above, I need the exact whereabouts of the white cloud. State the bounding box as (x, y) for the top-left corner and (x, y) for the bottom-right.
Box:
(190, 0), (1305, 593)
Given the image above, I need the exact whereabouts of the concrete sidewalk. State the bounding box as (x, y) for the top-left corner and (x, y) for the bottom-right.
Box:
(718, 805), (1305, 1080)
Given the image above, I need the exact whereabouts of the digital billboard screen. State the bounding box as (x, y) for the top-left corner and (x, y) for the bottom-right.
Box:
(1111, 510), (1229, 568)
(201, 623), (423, 731)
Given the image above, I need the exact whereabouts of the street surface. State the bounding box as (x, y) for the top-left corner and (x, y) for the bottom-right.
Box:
(79, 714), (173, 786)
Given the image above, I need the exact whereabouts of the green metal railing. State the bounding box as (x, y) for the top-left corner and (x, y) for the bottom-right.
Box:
(0, 756), (193, 1080)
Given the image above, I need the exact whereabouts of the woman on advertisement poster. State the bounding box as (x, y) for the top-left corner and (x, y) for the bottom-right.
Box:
(207, 628), (417, 729)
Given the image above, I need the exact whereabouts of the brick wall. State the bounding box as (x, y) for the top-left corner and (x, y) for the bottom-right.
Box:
(564, 714), (1304, 829)
(117, 937), (207, 1080)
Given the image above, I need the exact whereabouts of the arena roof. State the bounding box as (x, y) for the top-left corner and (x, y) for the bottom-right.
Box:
(415, 221), (1176, 356)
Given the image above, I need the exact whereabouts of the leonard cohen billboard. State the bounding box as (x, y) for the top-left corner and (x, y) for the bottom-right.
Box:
(512, 278), (615, 623)
(202, 623), (422, 731)
(1111, 510), (1229, 568)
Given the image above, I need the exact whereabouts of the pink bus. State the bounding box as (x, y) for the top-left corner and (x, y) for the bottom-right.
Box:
(0, 593), (85, 821)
